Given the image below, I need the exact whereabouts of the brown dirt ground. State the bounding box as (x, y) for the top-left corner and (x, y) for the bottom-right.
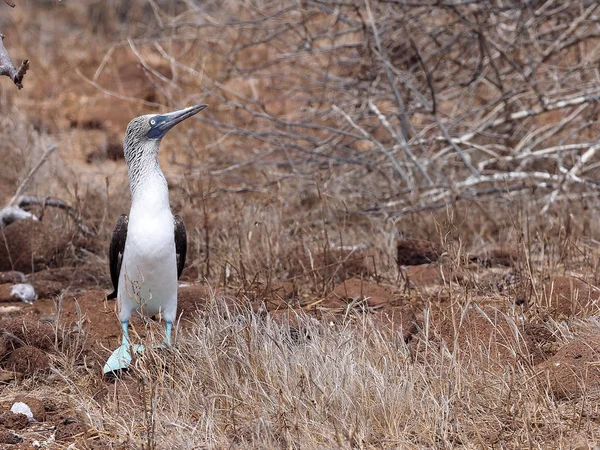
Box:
(540, 276), (600, 317)
(396, 239), (443, 266)
(425, 306), (543, 367)
(536, 334), (600, 399)
(0, 220), (73, 274)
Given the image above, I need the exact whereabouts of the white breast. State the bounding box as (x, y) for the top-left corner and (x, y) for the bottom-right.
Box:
(118, 207), (178, 323)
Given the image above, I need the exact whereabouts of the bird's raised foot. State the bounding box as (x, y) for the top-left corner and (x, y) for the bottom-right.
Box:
(103, 343), (145, 376)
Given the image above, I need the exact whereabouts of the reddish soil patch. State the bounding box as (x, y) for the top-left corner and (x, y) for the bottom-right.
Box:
(404, 264), (451, 287)
(28, 266), (111, 293)
(322, 278), (417, 340)
(0, 317), (56, 351)
(285, 248), (377, 284)
(536, 334), (600, 399)
(0, 430), (22, 444)
(540, 276), (600, 317)
(5, 346), (50, 376)
(21, 290), (125, 369)
(323, 278), (399, 308)
(0, 272), (25, 284)
(0, 220), (72, 273)
(55, 417), (90, 442)
(243, 281), (298, 312)
(0, 284), (21, 303)
(396, 239), (442, 266)
(177, 284), (225, 318)
(428, 306), (541, 367)
(0, 412), (28, 430)
(474, 247), (519, 267)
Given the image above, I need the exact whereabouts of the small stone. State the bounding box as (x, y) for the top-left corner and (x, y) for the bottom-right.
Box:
(14, 397), (45, 421)
(10, 402), (33, 421)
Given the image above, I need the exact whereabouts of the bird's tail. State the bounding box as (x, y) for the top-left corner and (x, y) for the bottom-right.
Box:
(107, 290), (117, 300)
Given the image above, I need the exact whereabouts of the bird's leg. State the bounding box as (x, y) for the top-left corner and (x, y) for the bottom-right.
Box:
(103, 320), (145, 375)
(165, 321), (173, 346)
(121, 321), (130, 346)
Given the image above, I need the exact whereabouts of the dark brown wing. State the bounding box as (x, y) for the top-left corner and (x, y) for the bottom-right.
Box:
(174, 215), (187, 279)
(107, 214), (128, 300)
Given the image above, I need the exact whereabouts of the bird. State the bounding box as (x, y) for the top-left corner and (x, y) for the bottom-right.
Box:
(103, 104), (207, 375)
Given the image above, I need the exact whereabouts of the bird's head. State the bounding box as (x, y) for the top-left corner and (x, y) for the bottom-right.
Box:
(124, 104), (208, 162)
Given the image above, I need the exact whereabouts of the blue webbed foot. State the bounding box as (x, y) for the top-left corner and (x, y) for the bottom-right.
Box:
(103, 343), (145, 375)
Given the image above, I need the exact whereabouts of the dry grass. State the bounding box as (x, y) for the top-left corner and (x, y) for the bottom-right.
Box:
(28, 297), (593, 449)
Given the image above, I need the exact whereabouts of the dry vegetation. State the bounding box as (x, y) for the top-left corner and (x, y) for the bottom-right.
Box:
(1, 0), (600, 448)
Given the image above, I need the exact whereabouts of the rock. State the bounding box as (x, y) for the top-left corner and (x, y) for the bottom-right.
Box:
(10, 402), (33, 421)
(13, 397), (45, 422)
(536, 335), (600, 399)
(5, 346), (50, 376)
(405, 264), (451, 287)
(0, 411), (29, 430)
(396, 239), (442, 266)
(0, 283), (36, 303)
(541, 276), (600, 317)
(0, 220), (70, 273)
(0, 430), (22, 444)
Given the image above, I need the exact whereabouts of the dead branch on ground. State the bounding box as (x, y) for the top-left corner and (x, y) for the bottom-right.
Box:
(0, 144), (95, 236)
(0, 34), (28, 89)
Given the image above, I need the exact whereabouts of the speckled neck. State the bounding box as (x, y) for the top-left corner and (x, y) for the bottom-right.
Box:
(125, 138), (169, 210)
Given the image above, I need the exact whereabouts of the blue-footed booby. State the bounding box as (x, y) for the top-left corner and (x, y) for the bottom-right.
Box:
(104, 104), (207, 375)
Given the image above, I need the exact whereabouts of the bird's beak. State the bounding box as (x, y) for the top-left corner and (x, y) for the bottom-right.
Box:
(147, 104), (208, 139)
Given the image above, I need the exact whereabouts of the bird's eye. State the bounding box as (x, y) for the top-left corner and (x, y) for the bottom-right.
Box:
(150, 119), (156, 126)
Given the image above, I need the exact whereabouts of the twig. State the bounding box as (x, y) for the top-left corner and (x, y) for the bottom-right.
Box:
(368, 100), (432, 184)
(333, 104), (412, 187)
(8, 144), (58, 207)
